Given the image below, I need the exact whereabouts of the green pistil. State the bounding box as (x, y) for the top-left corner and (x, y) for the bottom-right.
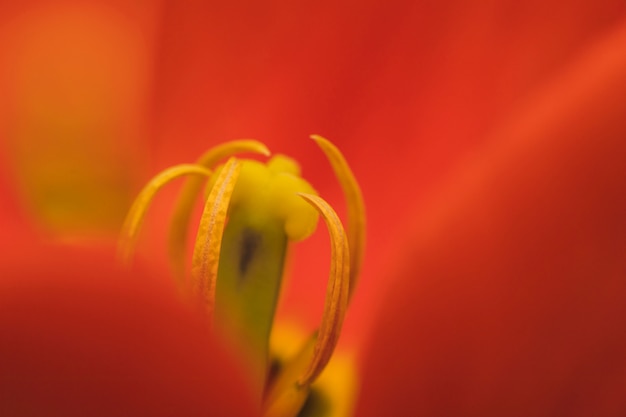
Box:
(215, 208), (287, 392)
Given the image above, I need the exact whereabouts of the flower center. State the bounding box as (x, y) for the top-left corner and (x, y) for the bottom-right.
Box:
(118, 135), (365, 417)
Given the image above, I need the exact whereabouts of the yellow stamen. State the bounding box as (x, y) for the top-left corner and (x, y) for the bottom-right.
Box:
(119, 136), (364, 417)
(117, 164), (211, 265)
(311, 135), (365, 300)
(169, 140), (270, 282)
(191, 158), (241, 318)
(296, 193), (350, 387)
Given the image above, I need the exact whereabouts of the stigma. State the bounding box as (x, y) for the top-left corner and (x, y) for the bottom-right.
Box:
(118, 136), (365, 417)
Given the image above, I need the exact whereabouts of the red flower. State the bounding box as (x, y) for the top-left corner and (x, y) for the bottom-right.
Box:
(2, 1), (626, 416)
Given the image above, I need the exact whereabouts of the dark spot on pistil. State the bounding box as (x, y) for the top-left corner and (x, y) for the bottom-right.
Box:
(239, 228), (261, 277)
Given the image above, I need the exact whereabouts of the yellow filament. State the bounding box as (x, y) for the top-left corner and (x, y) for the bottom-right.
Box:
(311, 135), (365, 301)
(191, 158), (241, 317)
(117, 164), (211, 265)
(296, 193), (350, 387)
(169, 140), (270, 282)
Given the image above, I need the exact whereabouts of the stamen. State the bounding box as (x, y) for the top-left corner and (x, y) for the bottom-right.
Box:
(191, 158), (241, 318)
(169, 140), (270, 282)
(117, 164), (211, 265)
(311, 135), (365, 300)
(118, 136), (364, 417)
(296, 193), (350, 387)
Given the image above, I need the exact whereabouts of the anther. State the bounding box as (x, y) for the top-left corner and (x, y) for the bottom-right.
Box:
(311, 135), (365, 301)
(296, 193), (350, 387)
(191, 157), (241, 318)
(169, 140), (270, 282)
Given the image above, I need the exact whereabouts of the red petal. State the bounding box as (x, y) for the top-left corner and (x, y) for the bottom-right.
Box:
(0, 243), (259, 417)
(148, 1), (626, 337)
(357, 22), (626, 416)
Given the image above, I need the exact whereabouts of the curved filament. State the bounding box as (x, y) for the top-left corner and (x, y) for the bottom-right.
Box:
(118, 164), (211, 265)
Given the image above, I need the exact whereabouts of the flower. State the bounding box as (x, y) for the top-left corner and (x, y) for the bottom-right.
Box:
(2, 1), (626, 416)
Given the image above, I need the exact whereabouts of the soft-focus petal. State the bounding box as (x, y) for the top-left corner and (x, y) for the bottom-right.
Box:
(357, 20), (626, 417)
(0, 159), (32, 247)
(0, 1), (161, 234)
(149, 0), (626, 341)
(0, 243), (258, 417)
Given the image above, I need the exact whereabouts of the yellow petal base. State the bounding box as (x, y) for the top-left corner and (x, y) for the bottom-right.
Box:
(266, 322), (357, 417)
